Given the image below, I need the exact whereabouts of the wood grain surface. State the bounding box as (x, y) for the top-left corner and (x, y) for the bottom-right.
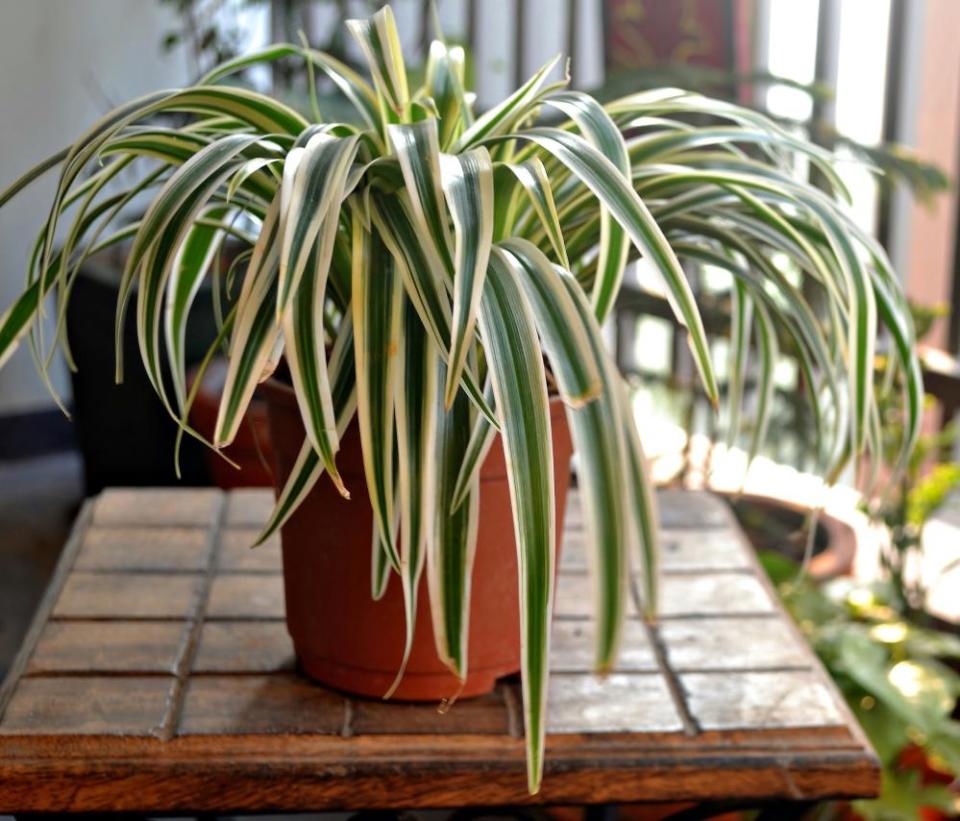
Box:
(0, 487), (880, 813)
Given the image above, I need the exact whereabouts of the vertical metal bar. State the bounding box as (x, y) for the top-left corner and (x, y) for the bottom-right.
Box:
(949, 103), (960, 353)
(466, 0), (478, 60)
(812, 0), (841, 148)
(514, 0), (527, 90)
(419, 0), (433, 60)
(876, 0), (906, 251)
(566, 0), (580, 87)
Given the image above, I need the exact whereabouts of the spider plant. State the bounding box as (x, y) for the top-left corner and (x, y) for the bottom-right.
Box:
(0, 6), (920, 792)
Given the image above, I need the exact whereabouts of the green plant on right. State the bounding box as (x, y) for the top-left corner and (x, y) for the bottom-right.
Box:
(764, 553), (960, 821)
(762, 302), (960, 819)
(865, 302), (960, 621)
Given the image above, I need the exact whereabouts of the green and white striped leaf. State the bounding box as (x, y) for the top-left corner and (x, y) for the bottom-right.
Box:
(282, 208), (348, 496)
(213, 193), (283, 447)
(428, 359), (481, 680)
(456, 55), (561, 151)
(494, 127), (719, 407)
(164, 204), (233, 410)
(352, 210), (403, 568)
(253, 317), (357, 547)
(371, 191), (497, 426)
(506, 159), (570, 269)
(425, 40), (469, 147)
(439, 147), (494, 407)
(134, 136), (267, 412)
(387, 299), (440, 695)
(477, 252), (554, 794)
(725, 278), (753, 449)
(545, 92), (631, 322)
(498, 241), (625, 670)
(347, 5), (409, 123)
(277, 133), (360, 319)
(389, 120), (455, 277)
(449, 379), (497, 511)
(616, 383), (660, 620)
(200, 43), (380, 132)
(749, 298), (778, 467)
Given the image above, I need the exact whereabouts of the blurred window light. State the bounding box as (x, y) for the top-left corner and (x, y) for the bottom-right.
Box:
(764, 0), (821, 122)
(835, 0), (891, 233)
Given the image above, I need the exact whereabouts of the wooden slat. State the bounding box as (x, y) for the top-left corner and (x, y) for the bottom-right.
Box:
(659, 528), (754, 572)
(0, 486), (880, 813)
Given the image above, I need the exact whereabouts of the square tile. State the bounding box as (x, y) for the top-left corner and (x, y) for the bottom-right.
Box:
(207, 574), (285, 619)
(27, 621), (186, 674)
(0, 677), (172, 735)
(659, 573), (774, 618)
(194, 621), (294, 672)
(74, 526), (209, 572)
(547, 673), (683, 734)
(551, 619), (657, 672)
(659, 617), (810, 672)
(53, 572), (200, 619)
(681, 671), (845, 731)
(93, 488), (221, 527)
(179, 675), (345, 735)
(217, 528), (282, 573)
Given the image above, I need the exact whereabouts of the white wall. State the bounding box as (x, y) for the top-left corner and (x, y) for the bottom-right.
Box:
(0, 0), (188, 415)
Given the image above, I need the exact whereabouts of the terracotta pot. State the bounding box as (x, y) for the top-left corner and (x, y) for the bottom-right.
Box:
(187, 359), (275, 489)
(263, 379), (574, 701)
(726, 492), (857, 579)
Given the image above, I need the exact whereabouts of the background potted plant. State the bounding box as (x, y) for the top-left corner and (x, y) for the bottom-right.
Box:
(0, 5), (921, 793)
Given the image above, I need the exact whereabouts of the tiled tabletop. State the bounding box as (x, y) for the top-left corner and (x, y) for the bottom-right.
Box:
(0, 486), (879, 814)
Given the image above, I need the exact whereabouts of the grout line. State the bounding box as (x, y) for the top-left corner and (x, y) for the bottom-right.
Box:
(340, 698), (354, 738)
(501, 681), (524, 739)
(156, 491), (228, 741)
(672, 665), (814, 676)
(629, 576), (700, 737)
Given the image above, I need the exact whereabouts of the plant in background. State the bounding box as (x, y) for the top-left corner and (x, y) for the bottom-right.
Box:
(757, 304), (960, 820)
(763, 553), (960, 820)
(865, 302), (960, 621)
(0, 5), (921, 791)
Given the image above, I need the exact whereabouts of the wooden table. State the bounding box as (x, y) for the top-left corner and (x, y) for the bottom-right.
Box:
(0, 487), (879, 815)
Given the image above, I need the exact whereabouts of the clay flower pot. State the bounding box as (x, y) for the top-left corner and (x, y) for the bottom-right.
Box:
(262, 379), (574, 701)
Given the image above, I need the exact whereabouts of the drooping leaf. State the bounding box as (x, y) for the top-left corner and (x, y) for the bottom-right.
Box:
(387, 299), (440, 696)
(498, 240), (626, 670)
(428, 357), (481, 680)
(477, 250), (554, 794)
(253, 316), (357, 546)
(439, 147), (494, 406)
(493, 127), (719, 407)
(352, 208), (403, 569)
